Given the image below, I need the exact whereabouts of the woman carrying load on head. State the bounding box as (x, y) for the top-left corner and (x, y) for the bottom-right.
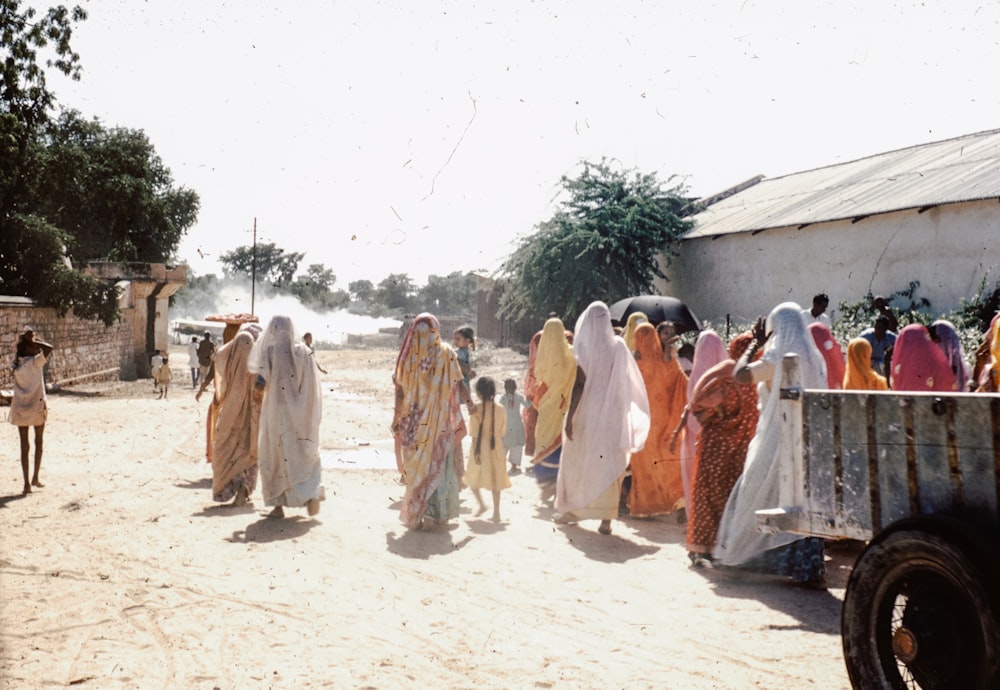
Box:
(209, 324), (263, 507)
(529, 318), (577, 503)
(392, 313), (471, 530)
(555, 302), (650, 536)
(713, 302), (828, 586)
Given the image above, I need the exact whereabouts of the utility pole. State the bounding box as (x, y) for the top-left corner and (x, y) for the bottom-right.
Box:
(251, 217), (257, 315)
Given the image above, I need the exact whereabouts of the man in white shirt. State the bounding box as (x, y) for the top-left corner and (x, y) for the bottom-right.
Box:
(801, 293), (832, 328)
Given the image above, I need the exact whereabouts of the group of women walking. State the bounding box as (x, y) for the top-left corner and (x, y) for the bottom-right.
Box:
(390, 297), (1000, 589)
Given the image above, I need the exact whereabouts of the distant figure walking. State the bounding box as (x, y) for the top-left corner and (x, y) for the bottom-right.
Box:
(197, 332), (216, 388)
(187, 336), (200, 388)
(248, 316), (325, 518)
(9, 327), (54, 495)
(499, 378), (530, 476)
(155, 354), (172, 399)
(151, 349), (164, 391)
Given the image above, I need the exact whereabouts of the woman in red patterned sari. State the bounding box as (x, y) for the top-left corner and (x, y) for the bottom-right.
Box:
(685, 332), (759, 565)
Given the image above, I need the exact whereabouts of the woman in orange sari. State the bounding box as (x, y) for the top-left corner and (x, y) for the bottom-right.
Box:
(843, 338), (888, 390)
(628, 323), (687, 516)
(521, 329), (543, 456)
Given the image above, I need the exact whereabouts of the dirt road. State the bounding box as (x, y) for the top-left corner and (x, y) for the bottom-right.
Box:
(0, 346), (857, 689)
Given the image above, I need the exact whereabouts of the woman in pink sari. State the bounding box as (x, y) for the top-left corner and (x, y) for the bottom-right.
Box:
(891, 324), (957, 392)
(679, 330), (727, 515)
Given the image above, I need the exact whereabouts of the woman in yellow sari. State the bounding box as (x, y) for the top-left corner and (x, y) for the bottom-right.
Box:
(629, 323), (687, 516)
(843, 338), (888, 391)
(392, 313), (470, 530)
(622, 312), (648, 352)
(530, 318), (577, 500)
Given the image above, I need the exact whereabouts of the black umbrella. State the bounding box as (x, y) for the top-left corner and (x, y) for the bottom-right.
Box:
(608, 295), (701, 334)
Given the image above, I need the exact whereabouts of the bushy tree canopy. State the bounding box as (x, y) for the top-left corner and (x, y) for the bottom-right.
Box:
(1, 2), (199, 325)
(219, 242), (304, 287)
(498, 159), (695, 326)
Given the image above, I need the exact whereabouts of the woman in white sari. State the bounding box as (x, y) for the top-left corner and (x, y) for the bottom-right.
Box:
(712, 302), (828, 585)
(248, 316), (325, 518)
(555, 302), (650, 535)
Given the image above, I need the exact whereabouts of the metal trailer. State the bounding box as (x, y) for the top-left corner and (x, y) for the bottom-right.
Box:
(756, 355), (1000, 690)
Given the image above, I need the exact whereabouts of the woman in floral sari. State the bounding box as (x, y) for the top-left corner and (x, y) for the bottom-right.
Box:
(679, 329), (727, 514)
(529, 318), (577, 501)
(628, 322), (686, 516)
(392, 313), (470, 530)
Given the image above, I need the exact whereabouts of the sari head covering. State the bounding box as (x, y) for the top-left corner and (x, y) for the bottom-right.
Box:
(808, 322), (846, 390)
(393, 313), (466, 527)
(247, 315), (324, 508)
(555, 302), (650, 515)
(931, 319), (970, 391)
(521, 329), (544, 455)
(681, 329), (726, 501)
(891, 324), (957, 392)
(713, 302), (827, 566)
(844, 338), (888, 391)
(210, 329), (262, 500)
(531, 318), (577, 463)
(622, 312), (648, 352)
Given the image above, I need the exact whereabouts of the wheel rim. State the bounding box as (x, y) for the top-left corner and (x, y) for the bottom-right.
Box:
(873, 560), (987, 689)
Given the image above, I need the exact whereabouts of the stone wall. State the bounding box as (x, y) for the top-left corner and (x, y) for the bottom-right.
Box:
(0, 298), (136, 389)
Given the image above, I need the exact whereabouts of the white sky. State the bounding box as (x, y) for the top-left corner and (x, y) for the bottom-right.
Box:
(45, 0), (1000, 288)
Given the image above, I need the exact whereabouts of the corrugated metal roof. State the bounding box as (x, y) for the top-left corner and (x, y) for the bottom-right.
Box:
(685, 129), (1000, 239)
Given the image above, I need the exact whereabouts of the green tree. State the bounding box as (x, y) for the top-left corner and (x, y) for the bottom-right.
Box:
(290, 263), (349, 311)
(498, 159), (694, 325)
(348, 279), (374, 303)
(1, 3), (198, 325)
(374, 273), (416, 312)
(219, 242), (304, 288)
(415, 271), (477, 314)
(37, 109), (199, 263)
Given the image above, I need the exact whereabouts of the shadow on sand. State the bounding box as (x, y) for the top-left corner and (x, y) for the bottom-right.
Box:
(688, 540), (865, 635)
(555, 523), (660, 564)
(385, 528), (475, 559)
(174, 477), (212, 491)
(0, 493), (28, 509)
(226, 514), (320, 544)
(191, 502), (258, 518)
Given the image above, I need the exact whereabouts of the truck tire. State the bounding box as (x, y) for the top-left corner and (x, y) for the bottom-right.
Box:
(842, 517), (1000, 689)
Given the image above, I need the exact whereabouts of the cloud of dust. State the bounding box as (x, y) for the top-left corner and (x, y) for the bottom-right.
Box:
(177, 281), (401, 345)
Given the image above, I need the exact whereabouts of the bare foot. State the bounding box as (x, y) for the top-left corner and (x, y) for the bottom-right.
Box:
(267, 506), (285, 519)
(306, 498), (320, 516)
(475, 504), (487, 517)
(31, 479), (44, 488)
(598, 520), (612, 535)
(491, 512), (501, 522)
(22, 485), (31, 495)
(553, 512), (576, 525)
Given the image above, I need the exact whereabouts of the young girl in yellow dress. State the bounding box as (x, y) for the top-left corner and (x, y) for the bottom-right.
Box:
(465, 376), (511, 521)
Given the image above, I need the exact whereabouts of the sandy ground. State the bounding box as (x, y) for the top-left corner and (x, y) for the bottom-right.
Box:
(0, 344), (862, 689)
